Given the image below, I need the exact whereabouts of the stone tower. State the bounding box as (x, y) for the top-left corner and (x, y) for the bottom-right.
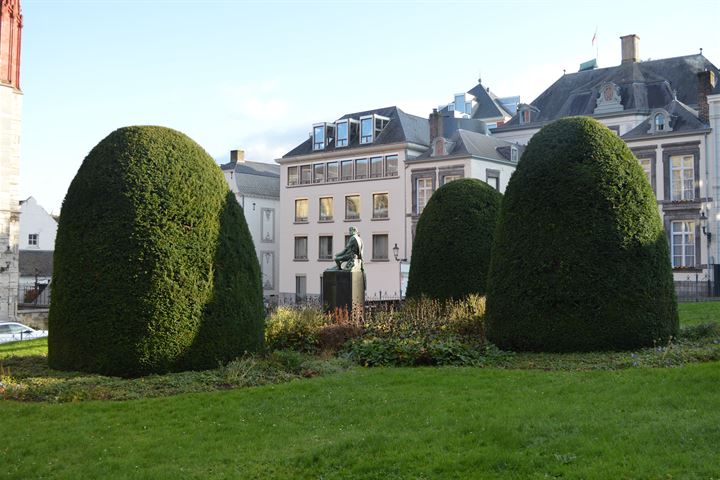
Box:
(0, 0), (23, 322)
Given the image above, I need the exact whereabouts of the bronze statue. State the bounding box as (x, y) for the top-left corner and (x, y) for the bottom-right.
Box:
(331, 226), (363, 271)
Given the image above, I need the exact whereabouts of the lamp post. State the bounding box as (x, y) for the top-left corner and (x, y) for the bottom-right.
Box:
(700, 210), (713, 296)
(393, 243), (409, 299)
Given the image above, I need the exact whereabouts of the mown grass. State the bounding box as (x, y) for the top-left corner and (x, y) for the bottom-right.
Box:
(678, 300), (720, 326)
(1, 303), (719, 478)
(2, 365), (720, 479)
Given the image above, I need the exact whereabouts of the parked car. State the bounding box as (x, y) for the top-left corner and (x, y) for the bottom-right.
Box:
(0, 322), (48, 344)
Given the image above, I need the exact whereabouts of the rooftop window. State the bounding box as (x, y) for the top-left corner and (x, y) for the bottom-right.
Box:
(336, 120), (349, 147)
(359, 114), (390, 144)
(312, 123), (335, 151)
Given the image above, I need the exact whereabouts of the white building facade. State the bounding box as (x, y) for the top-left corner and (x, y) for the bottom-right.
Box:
(221, 150), (280, 302)
(277, 105), (521, 303)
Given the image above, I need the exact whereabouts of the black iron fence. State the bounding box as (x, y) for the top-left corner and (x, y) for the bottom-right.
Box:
(18, 283), (51, 308)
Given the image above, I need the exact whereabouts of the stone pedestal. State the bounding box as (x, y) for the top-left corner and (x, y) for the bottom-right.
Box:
(322, 270), (364, 315)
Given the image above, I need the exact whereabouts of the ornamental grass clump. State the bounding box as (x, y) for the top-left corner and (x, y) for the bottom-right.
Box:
(49, 126), (264, 377)
(486, 117), (678, 352)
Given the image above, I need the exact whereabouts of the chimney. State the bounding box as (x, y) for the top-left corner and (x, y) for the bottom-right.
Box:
(230, 149), (245, 163)
(620, 34), (640, 64)
(429, 109), (443, 141)
(697, 70), (717, 125)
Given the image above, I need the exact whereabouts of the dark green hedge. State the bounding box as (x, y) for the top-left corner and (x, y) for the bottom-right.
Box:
(486, 117), (678, 352)
(48, 126), (264, 376)
(406, 178), (502, 300)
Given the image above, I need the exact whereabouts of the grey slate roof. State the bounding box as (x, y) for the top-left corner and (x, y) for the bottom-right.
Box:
(467, 83), (512, 119)
(497, 54), (719, 129)
(222, 160), (280, 199)
(283, 106), (429, 158)
(622, 99), (709, 139)
(19, 250), (53, 277)
(411, 129), (524, 162)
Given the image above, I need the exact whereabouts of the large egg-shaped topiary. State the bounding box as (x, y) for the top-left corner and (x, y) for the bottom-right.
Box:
(48, 126), (264, 376)
(486, 117), (678, 352)
(406, 178), (502, 300)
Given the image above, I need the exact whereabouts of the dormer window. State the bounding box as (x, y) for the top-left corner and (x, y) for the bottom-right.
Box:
(336, 120), (348, 147)
(647, 109), (673, 135)
(360, 114), (390, 144)
(511, 146), (518, 162)
(655, 113), (666, 131)
(312, 123), (335, 151)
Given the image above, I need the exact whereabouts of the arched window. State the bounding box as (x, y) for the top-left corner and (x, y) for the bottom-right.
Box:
(655, 113), (665, 131)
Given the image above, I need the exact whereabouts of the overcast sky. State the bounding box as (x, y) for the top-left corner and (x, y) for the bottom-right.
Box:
(18, 0), (720, 213)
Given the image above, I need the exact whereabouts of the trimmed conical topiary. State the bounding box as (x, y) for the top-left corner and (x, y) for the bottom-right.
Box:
(406, 178), (502, 301)
(49, 126), (264, 376)
(486, 117), (678, 352)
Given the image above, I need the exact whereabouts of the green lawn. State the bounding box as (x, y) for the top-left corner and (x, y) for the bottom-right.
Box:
(2, 365), (720, 479)
(678, 301), (720, 326)
(1, 304), (719, 478)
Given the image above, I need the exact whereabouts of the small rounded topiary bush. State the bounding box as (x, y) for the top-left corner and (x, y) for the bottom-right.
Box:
(406, 178), (502, 300)
(486, 117), (678, 352)
(49, 126), (264, 376)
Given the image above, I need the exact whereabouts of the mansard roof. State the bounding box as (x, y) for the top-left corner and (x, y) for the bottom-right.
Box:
(497, 54), (719, 129)
(221, 160), (280, 199)
(467, 82), (513, 119)
(283, 106), (429, 158)
(622, 99), (709, 140)
(411, 129), (523, 163)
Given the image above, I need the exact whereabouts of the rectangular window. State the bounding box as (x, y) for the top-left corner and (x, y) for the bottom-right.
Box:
(360, 116), (373, 144)
(313, 163), (325, 183)
(288, 166), (298, 186)
(372, 234), (389, 261)
(336, 120), (348, 147)
(28, 234), (38, 246)
(355, 158), (368, 179)
(454, 94), (466, 113)
(373, 193), (388, 219)
(443, 175), (461, 185)
(313, 125), (325, 151)
(295, 275), (307, 303)
(345, 195), (360, 220)
(326, 161), (339, 182)
(671, 221), (695, 268)
(319, 197), (333, 221)
(416, 177), (433, 214)
(300, 165), (312, 185)
(385, 155), (398, 176)
(319, 236), (333, 260)
(370, 156), (383, 178)
(341, 160), (353, 181)
(511, 147), (518, 162)
(639, 158), (652, 184)
(294, 199), (308, 223)
(294, 236), (308, 261)
(671, 155), (694, 201)
(486, 170), (500, 191)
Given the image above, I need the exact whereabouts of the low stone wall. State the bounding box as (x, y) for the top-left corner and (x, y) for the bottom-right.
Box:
(17, 308), (49, 330)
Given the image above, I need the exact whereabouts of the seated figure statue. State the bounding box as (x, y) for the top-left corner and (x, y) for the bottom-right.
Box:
(331, 226), (364, 271)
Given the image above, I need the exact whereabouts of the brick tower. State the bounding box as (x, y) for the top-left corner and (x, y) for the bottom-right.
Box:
(0, 0), (23, 322)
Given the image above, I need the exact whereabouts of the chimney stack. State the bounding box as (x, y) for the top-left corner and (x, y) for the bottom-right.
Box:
(429, 109), (443, 141)
(230, 149), (245, 163)
(620, 34), (640, 64)
(697, 70), (717, 125)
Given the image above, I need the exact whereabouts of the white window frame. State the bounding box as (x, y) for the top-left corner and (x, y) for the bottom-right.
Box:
(28, 233), (39, 247)
(416, 177), (433, 214)
(671, 221), (695, 268)
(670, 154), (694, 201)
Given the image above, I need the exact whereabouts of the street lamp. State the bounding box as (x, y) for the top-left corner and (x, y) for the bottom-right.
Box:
(393, 243), (400, 261)
(700, 210), (713, 296)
